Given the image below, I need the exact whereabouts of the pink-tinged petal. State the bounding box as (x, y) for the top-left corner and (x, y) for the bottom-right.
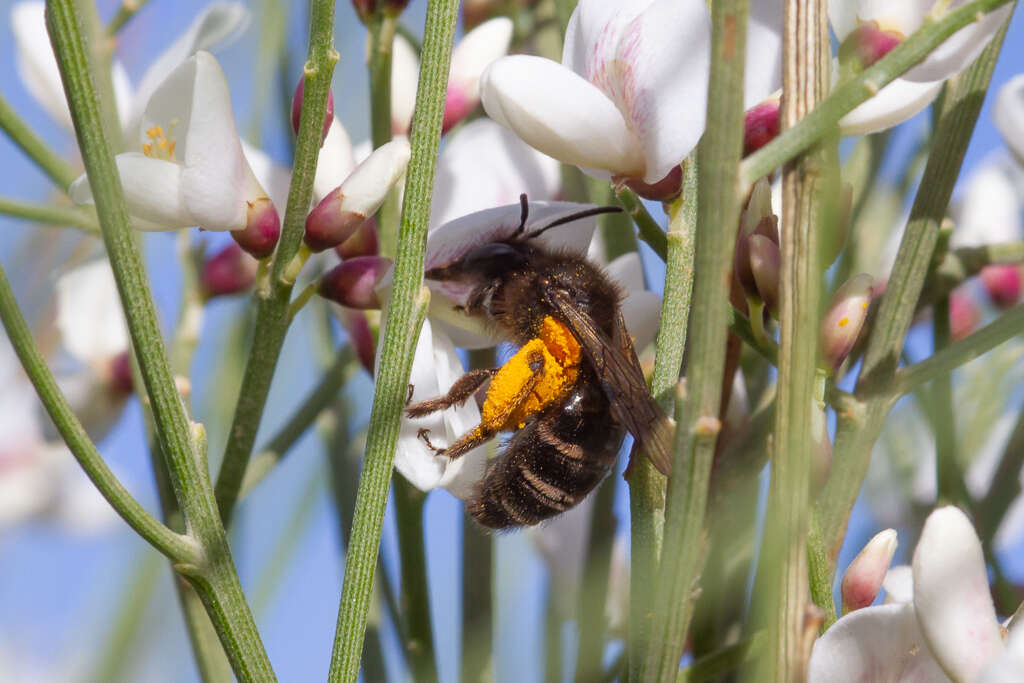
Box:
(808, 603), (950, 682)
(391, 33), (420, 135)
(564, 0), (711, 182)
(841, 529), (899, 614)
(913, 506), (1004, 683)
(840, 77), (943, 136)
(829, 0), (932, 40)
(481, 55), (645, 178)
(979, 622), (1024, 683)
(339, 138), (411, 217)
(449, 17), (513, 103)
(952, 158), (1023, 248)
(431, 118), (561, 228)
(995, 75), (1024, 166)
(314, 118), (357, 203)
(903, 3), (1014, 83)
(746, 0), (784, 107)
(129, 3), (250, 132)
(883, 565), (915, 605)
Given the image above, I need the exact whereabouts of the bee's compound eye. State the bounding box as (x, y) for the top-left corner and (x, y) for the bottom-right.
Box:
(462, 243), (526, 276)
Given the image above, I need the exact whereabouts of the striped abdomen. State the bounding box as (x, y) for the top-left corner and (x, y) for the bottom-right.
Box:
(466, 376), (625, 529)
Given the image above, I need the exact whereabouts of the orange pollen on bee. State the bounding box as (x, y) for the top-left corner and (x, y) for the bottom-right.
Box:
(142, 121), (178, 161)
(481, 316), (582, 431)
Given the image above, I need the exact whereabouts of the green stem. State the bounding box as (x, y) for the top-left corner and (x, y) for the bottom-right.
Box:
(575, 475), (619, 682)
(0, 94), (79, 189)
(461, 510), (494, 683)
(677, 633), (764, 683)
(759, 0), (831, 677)
(740, 0), (1015, 186)
(0, 196), (98, 232)
(616, 188), (668, 261)
(977, 405), (1024, 540)
(239, 346), (358, 498)
(105, 0), (153, 36)
(393, 477), (438, 682)
(641, 0), (749, 676)
(287, 280), (319, 321)
(931, 296), (967, 506)
(214, 0), (339, 527)
(45, 3), (273, 679)
(815, 16), (1012, 564)
(368, 11), (400, 256)
(328, 1), (459, 676)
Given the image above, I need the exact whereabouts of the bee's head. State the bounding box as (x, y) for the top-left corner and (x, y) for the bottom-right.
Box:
(424, 241), (529, 282)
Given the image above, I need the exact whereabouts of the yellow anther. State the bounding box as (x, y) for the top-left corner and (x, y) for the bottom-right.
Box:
(838, 317), (850, 327)
(146, 124), (165, 140)
(142, 143), (153, 156)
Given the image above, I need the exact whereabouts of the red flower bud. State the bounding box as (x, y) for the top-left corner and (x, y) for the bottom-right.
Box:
(318, 256), (392, 310)
(744, 99), (780, 156)
(108, 351), (134, 395)
(233, 197), (280, 258)
(621, 165), (683, 202)
(749, 234), (781, 315)
(839, 21), (903, 70)
(821, 274), (874, 373)
(305, 191), (367, 253)
(335, 217), (380, 259)
(292, 75), (334, 146)
(201, 243), (258, 298)
(841, 529), (898, 614)
(338, 308), (376, 373)
(980, 265), (1022, 309)
(949, 291), (980, 341)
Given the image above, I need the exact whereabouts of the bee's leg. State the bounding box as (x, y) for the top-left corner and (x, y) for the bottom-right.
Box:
(406, 368), (499, 418)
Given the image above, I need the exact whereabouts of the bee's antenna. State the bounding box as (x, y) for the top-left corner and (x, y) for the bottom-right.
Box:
(512, 193), (530, 237)
(526, 205), (623, 240)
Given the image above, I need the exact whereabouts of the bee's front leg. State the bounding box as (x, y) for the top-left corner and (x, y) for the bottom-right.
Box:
(405, 368), (498, 418)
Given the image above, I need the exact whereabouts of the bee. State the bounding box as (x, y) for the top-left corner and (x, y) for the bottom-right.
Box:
(406, 196), (673, 529)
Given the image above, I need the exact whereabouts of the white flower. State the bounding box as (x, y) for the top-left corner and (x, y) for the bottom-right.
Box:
(11, 1), (249, 135)
(808, 507), (1012, 683)
(995, 75), (1024, 167)
(952, 153), (1024, 249)
(70, 52), (277, 234)
(390, 18), (514, 135)
(481, 0), (782, 184)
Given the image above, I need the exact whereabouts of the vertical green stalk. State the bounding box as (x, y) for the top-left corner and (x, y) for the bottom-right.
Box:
(757, 0), (831, 678)
(575, 476), (619, 682)
(393, 477), (438, 682)
(45, 2), (274, 679)
(931, 297), (968, 506)
(214, 0), (339, 526)
(815, 16), (1013, 562)
(0, 94), (79, 189)
(368, 10), (401, 255)
(640, 0), (749, 675)
(627, 160), (695, 680)
(327, 0), (459, 678)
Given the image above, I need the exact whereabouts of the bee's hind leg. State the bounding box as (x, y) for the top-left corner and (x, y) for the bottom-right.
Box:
(406, 368), (498, 418)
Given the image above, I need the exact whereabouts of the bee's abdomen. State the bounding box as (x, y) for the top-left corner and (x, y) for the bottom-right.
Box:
(467, 384), (624, 530)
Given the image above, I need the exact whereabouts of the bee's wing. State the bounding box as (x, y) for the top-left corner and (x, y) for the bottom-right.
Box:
(545, 291), (674, 476)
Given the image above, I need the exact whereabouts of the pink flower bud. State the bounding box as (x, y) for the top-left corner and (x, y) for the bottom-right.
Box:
(352, 0), (409, 24)
(201, 243), (258, 298)
(838, 21), (903, 70)
(233, 197), (280, 259)
(338, 308), (376, 373)
(841, 529), (898, 614)
(949, 290), (980, 341)
(749, 233), (781, 315)
(744, 99), (780, 156)
(335, 217), (380, 259)
(291, 75), (335, 146)
(318, 256), (392, 310)
(821, 274), (874, 372)
(442, 87), (474, 134)
(980, 265), (1022, 309)
(621, 165), (683, 202)
(108, 351), (134, 395)
(305, 190), (368, 253)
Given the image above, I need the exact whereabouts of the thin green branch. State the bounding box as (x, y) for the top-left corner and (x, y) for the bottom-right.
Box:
(214, 0), (339, 527)
(616, 188), (668, 261)
(641, 0), (749, 676)
(368, 11), (401, 256)
(931, 296), (968, 506)
(393, 477), (438, 682)
(740, 0), (1015, 186)
(0, 196), (98, 232)
(978, 405), (1024, 540)
(677, 634), (764, 683)
(328, 4), (459, 677)
(105, 0), (153, 36)
(0, 263), (196, 563)
(815, 17), (1012, 561)
(0, 94), (79, 189)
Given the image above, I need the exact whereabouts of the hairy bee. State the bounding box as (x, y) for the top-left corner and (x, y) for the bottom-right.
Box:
(407, 196), (672, 529)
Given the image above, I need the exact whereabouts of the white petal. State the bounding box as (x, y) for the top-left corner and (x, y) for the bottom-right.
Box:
(53, 371), (128, 444)
(242, 141), (292, 212)
(994, 75), (1024, 165)
(952, 158), (1023, 248)
(746, 0), (784, 107)
(882, 565), (915, 604)
(839, 77), (943, 136)
(431, 118), (562, 228)
(903, 3), (1014, 83)
(605, 251), (646, 293)
(339, 138), (411, 217)
(55, 260), (129, 364)
(563, 0), (711, 182)
(449, 17), (513, 101)
(829, 0), (931, 40)
(807, 603), (949, 683)
(390, 319), (486, 497)
(313, 118), (356, 203)
(130, 2), (251, 131)
(980, 624), (1024, 683)
(481, 55), (645, 178)
(69, 154), (196, 230)
(606, 252), (661, 351)
(913, 506), (1004, 683)
(391, 33), (420, 134)
(12, 2), (73, 130)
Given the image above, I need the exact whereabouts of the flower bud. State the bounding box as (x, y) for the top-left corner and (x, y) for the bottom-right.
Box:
(233, 197), (280, 258)
(200, 243), (258, 298)
(744, 98), (780, 156)
(318, 256), (393, 310)
(949, 290), (980, 341)
(304, 139), (410, 252)
(108, 351), (134, 395)
(291, 75), (334, 146)
(734, 178), (778, 299)
(443, 18), (514, 133)
(338, 308), (376, 373)
(838, 21), (903, 70)
(980, 265), (1022, 309)
(749, 233), (781, 314)
(336, 217), (380, 259)
(622, 165), (683, 202)
(841, 529), (898, 614)
(821, 273), (874, 373)
(352, 0), (409, 24)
